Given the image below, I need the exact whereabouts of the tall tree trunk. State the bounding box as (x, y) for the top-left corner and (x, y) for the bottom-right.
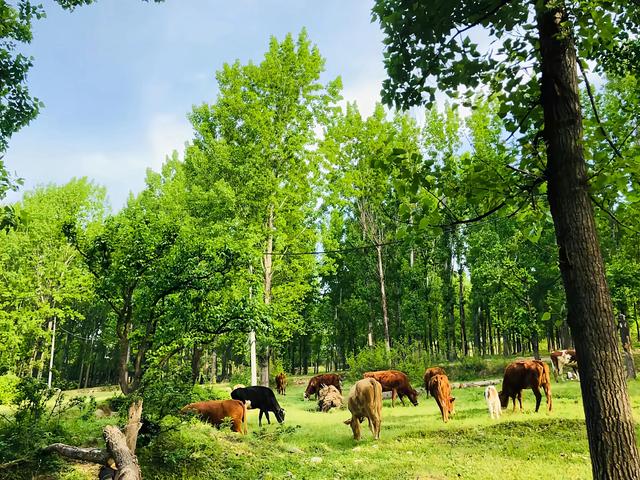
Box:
(537, 3), (640, 477)
(457, 265), (468, 356)
(260, 206), (274, 387)
(118, 334), (130, 394)
(375, 244), (391, 352)
(211, 350), (217, 383)
(191, 344), (203, 384)
(47, 316), (57, 388)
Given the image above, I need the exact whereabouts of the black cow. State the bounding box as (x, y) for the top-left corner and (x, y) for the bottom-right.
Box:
(231, 386), (285, 427)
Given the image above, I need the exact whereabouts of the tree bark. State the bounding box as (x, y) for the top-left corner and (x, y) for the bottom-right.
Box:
(123, 400), (143, 455)
(537, 2), (640, 478)
(47, 316), (57, 388)
(457, 264), (468, 356)
(260, 206), (275, 387)
(375, 244), (391, 352)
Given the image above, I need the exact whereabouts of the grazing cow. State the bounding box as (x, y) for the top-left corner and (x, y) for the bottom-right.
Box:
(427, 374), (455, 423)
(318, 384), (343, 412)
(181, 400), (247, 434)
(550, 349), (579, 381)
(423, 367), (446, 397)
(231, 386), (285, 427)
(344, 378), (382, 440)
(275, 372), (287, 395)
(499, 360), (552, 412)
(484, 385), (501, 420)
(304, 373), (342, 400)
(363, 370), (419, 407)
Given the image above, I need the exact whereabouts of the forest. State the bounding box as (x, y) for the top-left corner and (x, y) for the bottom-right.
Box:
(1, 1), (640, 479)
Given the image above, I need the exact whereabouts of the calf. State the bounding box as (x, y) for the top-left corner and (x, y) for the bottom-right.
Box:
(304, 373), (342, 400)
(275, 372), (287, 395)
(423, 367), (446, 397)
(344, 378), (382, 440)
(181, 400), (247, 434)
(550, 349), (579, 381)
(484, 385), (501, 420)
(499, 360), (552, 412)
(318, 384), (343, 412)
(364, 370), (418, 407)
(231, 386), (285, 427)
(427, 374), (455, 423)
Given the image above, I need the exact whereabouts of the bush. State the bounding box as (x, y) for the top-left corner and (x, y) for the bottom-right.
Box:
(191, 384), (228, 402)
(345, 344), (390, 381)
(346, 342), (430, 384)
(141, 365), (194, 422)
(0, 373), (19, 405)
(228, 365), (250, 387)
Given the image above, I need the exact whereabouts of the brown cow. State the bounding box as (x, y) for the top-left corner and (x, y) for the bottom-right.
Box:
(550, 349), (578, 381)
(344, 378), (382, 440)
(499, 360), (552, 412)
(363, 370), (418, 407)
(275, 372), (287, 395)
(423, 367), (446, 396)
(428, 374), (455, 422)
(181, 400), (247, 434)
(304, 373), (342, 399)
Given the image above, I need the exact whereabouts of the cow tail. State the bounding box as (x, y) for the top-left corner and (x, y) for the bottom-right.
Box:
(371, 378), (381, 412)
(242, 400), (248, 435)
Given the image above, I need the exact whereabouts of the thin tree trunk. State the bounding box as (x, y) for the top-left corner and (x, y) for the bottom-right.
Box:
(211, 351), (217, 383)
(458, 265), (468, 356)
(537, 3), (640, 477)
(47, 316), (57, 388)
(260, 206), (274, 387)
(375, 244), (391, 352)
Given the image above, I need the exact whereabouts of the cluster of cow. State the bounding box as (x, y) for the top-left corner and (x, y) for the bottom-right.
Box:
(180, 349), (577, 441)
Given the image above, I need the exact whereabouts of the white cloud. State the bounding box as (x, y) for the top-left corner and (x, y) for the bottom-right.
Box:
(146, 113), (192, 170)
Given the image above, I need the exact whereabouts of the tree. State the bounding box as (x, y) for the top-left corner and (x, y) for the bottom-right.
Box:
(372, 1), (640, 477)
(185, 30), (341, 385)
(0, 178), (103, 380)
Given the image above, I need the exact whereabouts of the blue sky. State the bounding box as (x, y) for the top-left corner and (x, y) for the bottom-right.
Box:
(4, 0), (387, 209)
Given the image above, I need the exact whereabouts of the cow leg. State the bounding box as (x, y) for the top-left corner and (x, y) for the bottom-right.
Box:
(258, 410), (263, 427)
(265, 411), (271, 424)
(532, 387), (542, 412)
(366, 416), (375, 437)
(517, 392), (523, 412)
(543, 383), (552, 411)
(391, 389), (397, 407)
(511, 396), (516, 412)
(398, 393), (406, 406)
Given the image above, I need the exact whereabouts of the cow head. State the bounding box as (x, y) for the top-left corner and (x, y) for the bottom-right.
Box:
(448, 397), (456, 415)
(498, 390), (509, 408)
(408, 387), (419, 406)
(275, 407), (285, 423)
(304, 379), (318, 399)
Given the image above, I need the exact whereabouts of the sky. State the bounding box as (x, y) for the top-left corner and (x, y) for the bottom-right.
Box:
(4, 0), (388, 209)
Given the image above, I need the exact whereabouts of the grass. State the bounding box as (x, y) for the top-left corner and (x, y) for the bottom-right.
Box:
(5, 372), (640, 479)
(137, 378), (638, 480)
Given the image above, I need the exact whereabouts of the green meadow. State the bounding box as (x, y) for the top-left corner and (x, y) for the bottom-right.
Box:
(16, 376), (637, 480)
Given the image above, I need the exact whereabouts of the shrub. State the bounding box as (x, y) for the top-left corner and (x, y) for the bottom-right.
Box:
(228, 365), (250, 387)
(0, 373), (19, 405)
(191, 384), (228, 402)
(345, 344), (391, 381)
(345, 342), (430, 384)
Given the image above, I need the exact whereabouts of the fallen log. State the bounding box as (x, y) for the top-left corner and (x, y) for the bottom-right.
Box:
(44, 400), (143, 480)
(451, 379), (501, 389)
